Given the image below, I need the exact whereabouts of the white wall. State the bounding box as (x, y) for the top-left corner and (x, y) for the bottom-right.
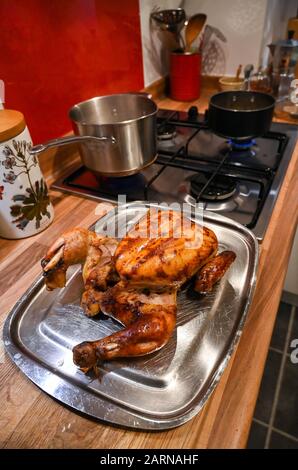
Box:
(140, 0), (298, 86)
(139, 0), (269, 85)
(139, 0), (183, 87)
(184, 0), (268, 76)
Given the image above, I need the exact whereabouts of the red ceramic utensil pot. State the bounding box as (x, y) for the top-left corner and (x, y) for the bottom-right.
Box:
(170, 52), (201, 101)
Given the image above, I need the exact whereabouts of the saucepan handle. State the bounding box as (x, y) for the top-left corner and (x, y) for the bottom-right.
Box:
(30, 135), (116, 156)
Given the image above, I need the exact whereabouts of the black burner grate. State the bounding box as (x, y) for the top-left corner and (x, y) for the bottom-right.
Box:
(51, 107), (295, 239)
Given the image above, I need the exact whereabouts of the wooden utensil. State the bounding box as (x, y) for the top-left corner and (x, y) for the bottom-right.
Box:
(185, 13), (207, 52)
(236, 64), (242, 79)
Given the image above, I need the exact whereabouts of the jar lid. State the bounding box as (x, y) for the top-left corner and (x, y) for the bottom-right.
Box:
(0, 109), (26, 143)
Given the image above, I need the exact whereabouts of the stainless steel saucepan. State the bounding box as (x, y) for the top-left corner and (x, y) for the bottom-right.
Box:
(30, 93), (158, 177)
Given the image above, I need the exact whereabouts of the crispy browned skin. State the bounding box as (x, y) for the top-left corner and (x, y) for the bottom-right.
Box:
(194, 250), (236, 294)
(73, 283), (177, 368)
(41, 228), (118, 316)
(41, 210), (236, 370)
(73, 210), (218, 369)
(115, 209), (218, 288)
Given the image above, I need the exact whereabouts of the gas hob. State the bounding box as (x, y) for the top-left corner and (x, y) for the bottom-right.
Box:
(52, 108), (298, 240)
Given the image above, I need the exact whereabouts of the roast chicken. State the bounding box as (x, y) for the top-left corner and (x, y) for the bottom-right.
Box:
(41, 209), (236, 371)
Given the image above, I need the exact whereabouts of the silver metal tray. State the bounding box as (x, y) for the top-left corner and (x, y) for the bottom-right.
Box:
(3, 202), (258, 430)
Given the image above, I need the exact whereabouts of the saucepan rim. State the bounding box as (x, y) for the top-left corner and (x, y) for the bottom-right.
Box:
(69, 94), (158, 127)
(210, 90), (275, 113)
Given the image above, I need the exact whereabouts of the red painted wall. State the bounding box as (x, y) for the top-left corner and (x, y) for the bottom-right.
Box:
(0, 0), (144, 142)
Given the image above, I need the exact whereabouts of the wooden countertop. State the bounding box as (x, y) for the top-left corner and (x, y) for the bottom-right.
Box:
(0, 89), (298, 449)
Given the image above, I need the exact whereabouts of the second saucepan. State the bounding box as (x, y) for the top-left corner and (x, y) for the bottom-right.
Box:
(208, 91), (275, 140)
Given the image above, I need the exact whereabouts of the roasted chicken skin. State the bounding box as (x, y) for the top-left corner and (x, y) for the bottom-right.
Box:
(41, 228), (118, 316)
(41, 210), (236, 370)
(73, 283), (176, 369)
(195, 251), (236, 294)
(115, 209), (218, 288)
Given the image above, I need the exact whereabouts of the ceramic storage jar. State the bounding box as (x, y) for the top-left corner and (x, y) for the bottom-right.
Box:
(0, 110), (54, 239)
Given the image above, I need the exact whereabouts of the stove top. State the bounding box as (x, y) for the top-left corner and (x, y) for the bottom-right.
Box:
(52, 108), (298, 240)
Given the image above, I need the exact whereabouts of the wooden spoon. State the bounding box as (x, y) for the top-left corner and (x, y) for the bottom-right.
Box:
(236, 64), (242, 79)
(185, 13), (207, 52)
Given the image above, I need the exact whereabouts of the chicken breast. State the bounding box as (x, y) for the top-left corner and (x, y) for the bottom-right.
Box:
(114, 209), (218, 288)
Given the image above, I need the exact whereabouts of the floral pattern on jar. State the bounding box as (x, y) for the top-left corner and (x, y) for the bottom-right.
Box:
(0, 125), (54, 239)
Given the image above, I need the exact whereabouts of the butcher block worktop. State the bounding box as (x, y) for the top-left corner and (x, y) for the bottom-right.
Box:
(0, 88), (298, 449)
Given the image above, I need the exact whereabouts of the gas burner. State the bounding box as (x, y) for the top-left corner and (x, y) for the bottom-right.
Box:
(190, 173), (237, 201)
(228, 138), (258, 158)
(157, 123), (177, 141)
(228, 138), (256, 150)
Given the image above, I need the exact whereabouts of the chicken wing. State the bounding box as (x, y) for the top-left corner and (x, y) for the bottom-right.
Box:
(41, 228), (118, 316)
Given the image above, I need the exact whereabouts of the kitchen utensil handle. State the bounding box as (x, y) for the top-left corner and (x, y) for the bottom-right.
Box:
(30, 135), (116, 156)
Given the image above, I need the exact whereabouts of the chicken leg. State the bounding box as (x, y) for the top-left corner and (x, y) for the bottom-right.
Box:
(73, 284), (177, 369)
